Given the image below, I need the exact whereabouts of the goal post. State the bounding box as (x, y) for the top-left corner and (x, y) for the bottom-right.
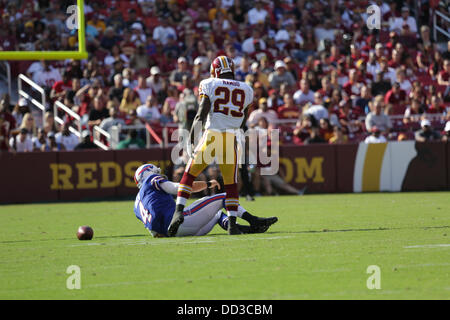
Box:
(0, 0), (88, 60)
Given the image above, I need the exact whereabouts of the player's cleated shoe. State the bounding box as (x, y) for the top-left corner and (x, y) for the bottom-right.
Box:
(227, 216), (243, 235)
(228, 223), (244, 235)
(250, 217), (278, 233)
(167, 211), (184, 237)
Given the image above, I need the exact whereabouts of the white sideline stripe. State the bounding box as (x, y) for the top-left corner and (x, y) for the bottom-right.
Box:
(404, 244), (450, 249)
(68, 235), (296, 247)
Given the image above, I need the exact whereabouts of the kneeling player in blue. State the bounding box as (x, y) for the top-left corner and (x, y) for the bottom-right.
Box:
(133, 163), (278, 237)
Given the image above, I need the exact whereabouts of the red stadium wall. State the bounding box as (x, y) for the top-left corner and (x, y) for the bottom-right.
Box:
(0, 142), (448, 204)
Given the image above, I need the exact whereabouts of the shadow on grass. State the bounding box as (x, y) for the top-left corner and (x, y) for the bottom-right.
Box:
(2, 225), (449, 244)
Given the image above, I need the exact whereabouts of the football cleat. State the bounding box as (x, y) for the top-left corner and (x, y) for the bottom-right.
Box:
(250, 217), (278, 233)
(227, 216), (243, 235)
(167, 211), (184, 237)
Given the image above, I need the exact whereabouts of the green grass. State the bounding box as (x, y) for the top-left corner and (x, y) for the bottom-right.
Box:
(0, 192), (449, 299)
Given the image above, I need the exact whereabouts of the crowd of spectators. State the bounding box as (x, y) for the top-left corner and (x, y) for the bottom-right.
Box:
(0, 0), (450, 158)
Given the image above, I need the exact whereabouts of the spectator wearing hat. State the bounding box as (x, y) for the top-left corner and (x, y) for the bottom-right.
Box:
(269, 60), (296, 91)
(247, 98), (278, 128)
(130, 22), (146, 46)
(364, 126), (387, 144)
(365, 95), (392, 135)
(415, 119), (441, 142)
(170, 57), (192, 87)
(147, 66), (165, 97)
(9, 128), (33, 152)
(47, 131), (65, 151)
(250, 62), (270, 89)
(11, 98), (30, 127)
(18, 19), (38, 51)
(75, 130), (98, 150)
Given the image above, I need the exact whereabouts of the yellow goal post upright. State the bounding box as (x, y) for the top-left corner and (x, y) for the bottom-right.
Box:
(0, 0), (88, 60)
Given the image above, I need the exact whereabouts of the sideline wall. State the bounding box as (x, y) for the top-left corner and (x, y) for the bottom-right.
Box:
(0, 142), (448, 204)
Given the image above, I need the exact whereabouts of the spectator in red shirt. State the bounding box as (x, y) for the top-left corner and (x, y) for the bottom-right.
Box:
(338, 99), (362, 134)
(277, 93), (300, 119)
(343, 69), (365, 99)
(427, 96), (445, 114)
(50, 71), (73, 101)
(384, 82), (407, 114)
(0, 96), (16, 135)
(329, 45), (342, 64)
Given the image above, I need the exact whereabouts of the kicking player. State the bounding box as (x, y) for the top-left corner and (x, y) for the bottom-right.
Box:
(133, 163), (277, 237)
(169, 55), (254, 236)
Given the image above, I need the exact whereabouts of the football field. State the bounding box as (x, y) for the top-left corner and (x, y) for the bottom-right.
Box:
(0, 192), (449, 300)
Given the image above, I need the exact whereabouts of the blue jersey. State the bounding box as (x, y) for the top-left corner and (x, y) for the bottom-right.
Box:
(134, 174), (175, 236)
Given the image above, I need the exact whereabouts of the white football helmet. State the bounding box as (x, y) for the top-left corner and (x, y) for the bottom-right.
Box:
(134, 163), (161, 189)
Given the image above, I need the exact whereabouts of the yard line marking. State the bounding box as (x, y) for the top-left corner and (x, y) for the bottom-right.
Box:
(404, 244), (450, 249)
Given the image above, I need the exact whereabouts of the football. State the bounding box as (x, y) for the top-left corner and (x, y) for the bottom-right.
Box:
(77, 226), (94, 240)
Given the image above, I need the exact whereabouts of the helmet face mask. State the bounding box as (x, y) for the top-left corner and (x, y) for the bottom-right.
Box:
(210, 56), (235, 78)
(134, 164), (161, 189)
